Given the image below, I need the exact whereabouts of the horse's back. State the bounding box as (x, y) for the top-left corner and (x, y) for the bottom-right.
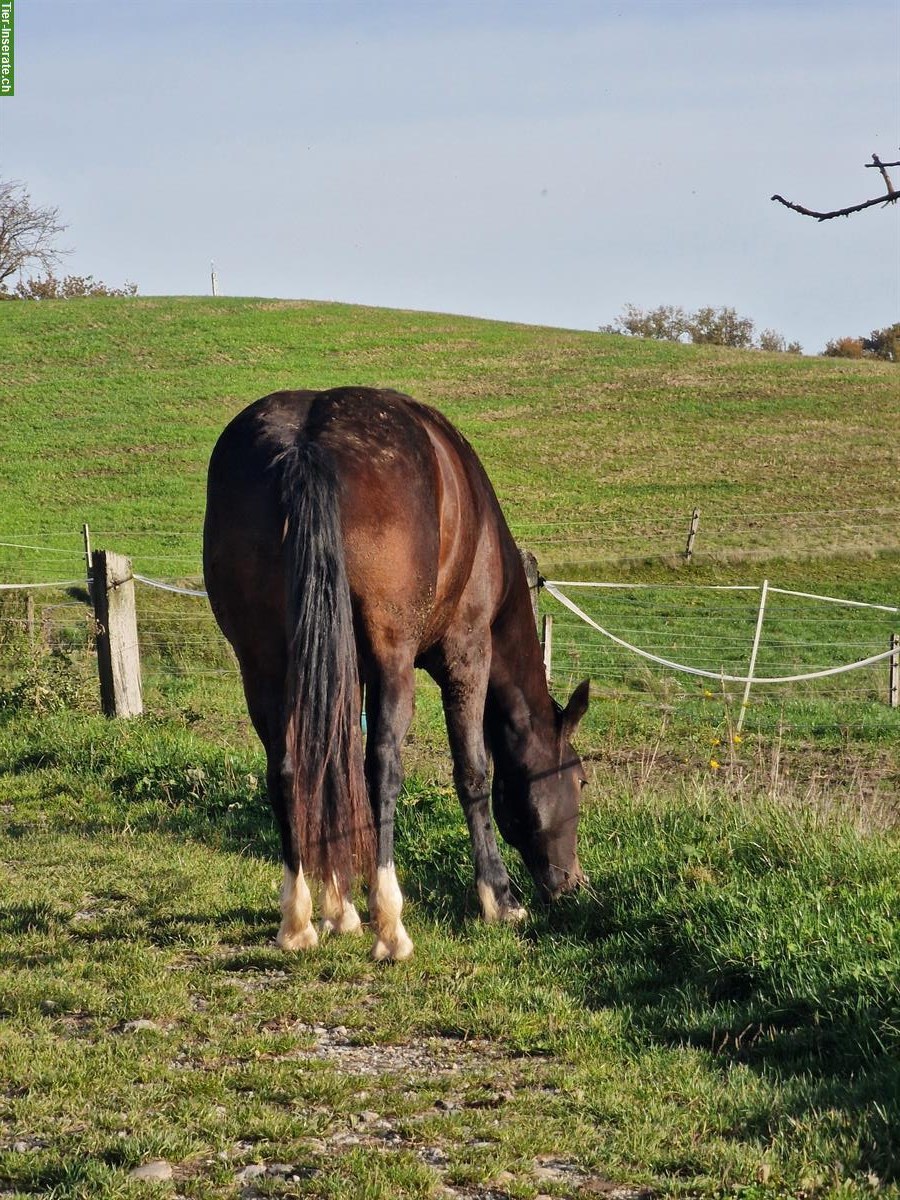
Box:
(204, 386), (506, 667)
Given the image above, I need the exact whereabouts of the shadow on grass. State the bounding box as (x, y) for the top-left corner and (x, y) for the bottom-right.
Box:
(390, 785), (900, 1181)
(526, 890), (900, 1182)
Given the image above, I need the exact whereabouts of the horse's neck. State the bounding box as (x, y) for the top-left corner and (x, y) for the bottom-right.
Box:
(485, 571), (555, 771)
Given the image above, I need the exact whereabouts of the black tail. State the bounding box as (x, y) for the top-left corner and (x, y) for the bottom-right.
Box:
(278, 438), (374, 891)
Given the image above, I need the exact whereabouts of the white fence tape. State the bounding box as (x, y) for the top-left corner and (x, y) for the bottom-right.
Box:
(546, 580), (759, 592)
(543, 582), (899, 686)
(766, 586), (899, 615)
(133, 574), (208, 598)
(545, 579), (899, 614)
(0, 579), (81, 591)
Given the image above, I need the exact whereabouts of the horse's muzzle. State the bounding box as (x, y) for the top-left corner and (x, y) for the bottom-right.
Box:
(545, 858), (587, 902)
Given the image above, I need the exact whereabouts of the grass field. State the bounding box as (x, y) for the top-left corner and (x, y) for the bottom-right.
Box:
(1, 296), (899, 1198)
(1, 295), (898, 572)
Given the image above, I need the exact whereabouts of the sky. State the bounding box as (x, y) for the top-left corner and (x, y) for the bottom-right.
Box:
(1, 0), (898, 353)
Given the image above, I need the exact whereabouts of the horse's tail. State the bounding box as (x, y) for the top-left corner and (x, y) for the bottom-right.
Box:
(278, 438), (373, 892)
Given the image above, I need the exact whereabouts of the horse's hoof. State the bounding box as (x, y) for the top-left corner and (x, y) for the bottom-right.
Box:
(320, 910), (363, 936)
(478, 881), (527, 925)
(372, 929), (414, 962)
(276, 923), (319, 951)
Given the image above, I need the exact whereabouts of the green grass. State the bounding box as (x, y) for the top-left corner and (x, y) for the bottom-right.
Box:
(0, 710), (898, 1199)
(1, 295), (899, 1196)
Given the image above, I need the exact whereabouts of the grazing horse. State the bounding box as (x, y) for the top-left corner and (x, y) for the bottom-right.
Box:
(203, 387), (589, 961)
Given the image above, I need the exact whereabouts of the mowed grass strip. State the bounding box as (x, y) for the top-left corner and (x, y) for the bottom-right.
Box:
(0, 711), (898, 1198)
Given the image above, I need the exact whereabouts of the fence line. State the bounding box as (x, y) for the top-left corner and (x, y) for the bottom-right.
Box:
(5, 504), (900, 543)
(545, 580), (760, 592)
(0, 541), (81, 556)
(543, 582), (899, 686)
(545, 578), (900, 615)
(2, 540), (898, 723)
(3, 506), (896, 538)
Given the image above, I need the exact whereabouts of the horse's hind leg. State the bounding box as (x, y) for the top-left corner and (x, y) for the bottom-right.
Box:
(272, 751), (318, 950)
(365, 661), (416, 962)
(317, 683), (365, 937)
(243, 676), (319, 951)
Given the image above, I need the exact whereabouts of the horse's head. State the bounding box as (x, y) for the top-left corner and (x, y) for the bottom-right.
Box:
(491, 678), (590, 903)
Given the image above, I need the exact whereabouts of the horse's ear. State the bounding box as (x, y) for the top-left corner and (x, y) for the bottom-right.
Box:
(559, 678), (590, 741)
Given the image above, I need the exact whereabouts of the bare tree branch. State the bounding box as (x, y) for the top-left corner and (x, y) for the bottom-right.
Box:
(0, 179), (70, 287)
(868, 152), (896, 195)
(771, 152), (900, 221)
(771, 189), (900, 221)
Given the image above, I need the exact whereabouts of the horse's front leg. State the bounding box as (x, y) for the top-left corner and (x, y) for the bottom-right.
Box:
(365, 663), (416, 961)
(439, 646), (527, 925)
(318, 873), (363, 935)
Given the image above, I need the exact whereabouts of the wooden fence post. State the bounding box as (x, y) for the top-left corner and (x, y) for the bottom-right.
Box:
(25, 593), (35, 648)
(91, 549), (143, 718)
(890, 634), (899, 709)
(684, 508), (700, 561)
(518, 547), (541, 632)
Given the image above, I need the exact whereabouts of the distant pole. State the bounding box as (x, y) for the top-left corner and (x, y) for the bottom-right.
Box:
(210, 260), (218, 297)
(736, 579), (769, 734)
(890, 634), (899, 709)
(684, 508), (700, 561)
(82, 523), (93, 603)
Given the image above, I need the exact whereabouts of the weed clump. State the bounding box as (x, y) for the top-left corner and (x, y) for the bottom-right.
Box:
(0, 648), (94, 716)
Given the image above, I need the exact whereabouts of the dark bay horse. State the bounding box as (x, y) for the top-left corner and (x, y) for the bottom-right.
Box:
(203, 387), (589, 961)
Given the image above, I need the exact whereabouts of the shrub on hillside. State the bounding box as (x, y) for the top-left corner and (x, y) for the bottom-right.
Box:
(686, 305), (755, 348)
(602, 303), (802, 352)
(757, 328), (803, 354)
(600, 302), (690, 342)
(3, 273), (138, 300)
(862, 322), (900, 362)
(823, 324), (898, 361)
(823, 336), (866, 359)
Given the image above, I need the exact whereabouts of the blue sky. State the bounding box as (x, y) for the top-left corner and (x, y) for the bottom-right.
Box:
(2, 0), (898, 351)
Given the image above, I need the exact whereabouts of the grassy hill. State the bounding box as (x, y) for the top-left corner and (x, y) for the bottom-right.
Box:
(2, 295), (898, 580)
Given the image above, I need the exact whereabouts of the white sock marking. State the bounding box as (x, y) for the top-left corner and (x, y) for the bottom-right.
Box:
(276, 864), (318, 950)
(371, 863), (413, 961)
